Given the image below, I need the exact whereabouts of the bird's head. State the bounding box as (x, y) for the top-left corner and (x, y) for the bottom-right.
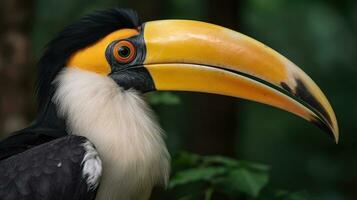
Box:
(37, 9), (338, 142)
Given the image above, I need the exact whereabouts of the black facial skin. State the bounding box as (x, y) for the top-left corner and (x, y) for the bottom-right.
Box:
(106, 24), (156, 93)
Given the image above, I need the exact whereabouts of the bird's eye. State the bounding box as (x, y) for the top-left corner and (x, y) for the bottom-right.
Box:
(113, 40), (136, 63)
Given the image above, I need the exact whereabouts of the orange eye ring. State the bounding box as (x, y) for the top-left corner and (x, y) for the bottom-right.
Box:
(113, 40), (136, 63)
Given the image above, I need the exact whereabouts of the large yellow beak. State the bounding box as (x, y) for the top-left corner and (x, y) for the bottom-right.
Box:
(142, 20), (339, 142)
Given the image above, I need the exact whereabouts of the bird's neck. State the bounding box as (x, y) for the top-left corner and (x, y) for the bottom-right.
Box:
(53, 68), (170, 200)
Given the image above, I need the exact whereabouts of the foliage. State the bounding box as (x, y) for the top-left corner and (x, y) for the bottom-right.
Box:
(168, 152), (269, 199)
(270, 191), (315, 200)
(166, 152), (313, 200)
(147, 92), (181, 105)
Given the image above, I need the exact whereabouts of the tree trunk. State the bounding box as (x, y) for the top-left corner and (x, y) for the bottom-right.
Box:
(186, 0), (242, 156)
(0, 0), (34, 138)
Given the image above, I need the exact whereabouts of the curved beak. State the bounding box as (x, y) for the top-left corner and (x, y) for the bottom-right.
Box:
(141, 20), (339, 142)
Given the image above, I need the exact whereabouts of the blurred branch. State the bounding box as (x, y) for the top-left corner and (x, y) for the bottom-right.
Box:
(0, 0), (34, 138)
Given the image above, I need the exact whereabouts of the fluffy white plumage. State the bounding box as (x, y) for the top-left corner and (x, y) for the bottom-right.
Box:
(53, 67), (170, 200)
(82, 140), (102, 190)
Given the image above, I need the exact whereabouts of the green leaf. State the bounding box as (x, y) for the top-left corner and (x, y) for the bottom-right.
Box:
(215, 168), (269, 197)
(273, 190), (315, 200)
(172, 151), (201, 170)
(147, 92), (181, 105)
(170, 152), (272, 198)
(177, 195), (196, 200)
(169, 167), (227, 189)
(202, 155), (240, 167)
(204, 187), (214, 200)
(240, 160), (271, 172)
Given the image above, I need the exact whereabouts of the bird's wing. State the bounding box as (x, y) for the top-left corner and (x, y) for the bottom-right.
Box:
(0, 135), (102, 200)
(0, 127), (67, 160)
(0, 102), (68, 161)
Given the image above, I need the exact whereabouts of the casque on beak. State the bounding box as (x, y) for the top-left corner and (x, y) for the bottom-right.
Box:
(141, 20), (339, 142)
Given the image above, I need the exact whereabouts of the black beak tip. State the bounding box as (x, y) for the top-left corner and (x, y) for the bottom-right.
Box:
(311, 117), (338, 144)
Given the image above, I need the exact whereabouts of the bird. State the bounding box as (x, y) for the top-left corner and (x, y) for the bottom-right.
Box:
(0, 8), (338, 200)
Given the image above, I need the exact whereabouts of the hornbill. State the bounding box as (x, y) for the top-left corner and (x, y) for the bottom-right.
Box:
(0, 8), (338, 200)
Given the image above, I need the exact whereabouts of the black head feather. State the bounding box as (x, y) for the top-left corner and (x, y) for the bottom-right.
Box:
(36, 8), (141, 111)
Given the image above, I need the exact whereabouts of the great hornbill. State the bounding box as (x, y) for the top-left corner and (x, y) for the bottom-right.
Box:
(0, 8), (338, 200)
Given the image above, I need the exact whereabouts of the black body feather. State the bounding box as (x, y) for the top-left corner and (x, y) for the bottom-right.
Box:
(0, 136), (100, 200)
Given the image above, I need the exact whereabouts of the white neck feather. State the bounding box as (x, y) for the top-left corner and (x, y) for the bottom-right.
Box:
(53, 68), (170, 200)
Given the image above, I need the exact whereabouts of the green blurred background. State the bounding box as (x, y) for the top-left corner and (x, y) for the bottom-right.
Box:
(0, 0), (356, 199)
